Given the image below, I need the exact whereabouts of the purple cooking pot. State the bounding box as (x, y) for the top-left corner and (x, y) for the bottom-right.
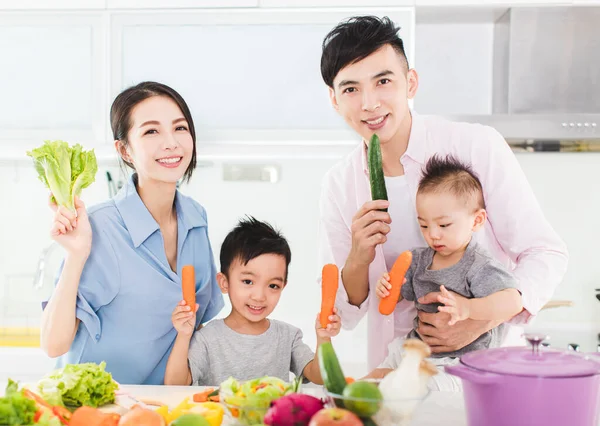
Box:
(445, 334), (600, 426)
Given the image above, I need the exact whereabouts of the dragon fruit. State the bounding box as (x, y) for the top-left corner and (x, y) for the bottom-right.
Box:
(264, 394), (324, 426)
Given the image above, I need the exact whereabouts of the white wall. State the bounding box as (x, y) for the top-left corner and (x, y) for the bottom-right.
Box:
(414, 22), (495, 115)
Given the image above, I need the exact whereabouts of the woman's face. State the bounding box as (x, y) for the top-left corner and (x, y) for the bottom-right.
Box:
(119, 95), (194, 185)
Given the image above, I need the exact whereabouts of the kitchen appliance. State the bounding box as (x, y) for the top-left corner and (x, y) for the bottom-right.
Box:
(448, 7), (600, 150)
(445, 334), (600, 426)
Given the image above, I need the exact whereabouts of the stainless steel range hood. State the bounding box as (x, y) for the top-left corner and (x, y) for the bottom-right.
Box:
(450, 6), (600, 150)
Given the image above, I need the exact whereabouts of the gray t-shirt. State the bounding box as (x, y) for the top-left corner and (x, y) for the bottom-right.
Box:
(187, 319), (315, 386)
(401, 241), (518, 358)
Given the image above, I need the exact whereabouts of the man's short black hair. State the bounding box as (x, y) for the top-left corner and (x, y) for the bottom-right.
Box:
(220, 216), (292, 280)
(321, 15), (409, 88)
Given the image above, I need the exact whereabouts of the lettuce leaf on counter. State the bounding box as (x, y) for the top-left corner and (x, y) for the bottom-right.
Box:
(26, 140), (97, 213)
(37, 361), (118, 408)
(0, 379), (37, 426)
(35, 411), (62, 426)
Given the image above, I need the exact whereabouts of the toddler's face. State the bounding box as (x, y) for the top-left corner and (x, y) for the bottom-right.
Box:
(416, 191), (485, 256)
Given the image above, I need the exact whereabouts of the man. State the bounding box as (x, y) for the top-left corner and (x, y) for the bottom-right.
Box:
(317, 15), (568, 372)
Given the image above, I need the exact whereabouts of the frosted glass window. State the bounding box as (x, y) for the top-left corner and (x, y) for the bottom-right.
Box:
(0, 26), (93, 130)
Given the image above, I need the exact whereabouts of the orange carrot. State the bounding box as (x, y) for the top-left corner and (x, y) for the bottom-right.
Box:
(192, 388), (216, 403)
(379, 251), (413, 315)
(320, 264), (339, 328)
(182, 265), (196, 309)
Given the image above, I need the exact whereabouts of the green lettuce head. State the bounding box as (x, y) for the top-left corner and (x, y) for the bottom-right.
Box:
(27, 140), (98, 213)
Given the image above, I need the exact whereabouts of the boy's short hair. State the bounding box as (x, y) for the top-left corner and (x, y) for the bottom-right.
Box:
(220, 216), (292, 280)
(418, 155), (486, 211)
(320, 15), (409, 88)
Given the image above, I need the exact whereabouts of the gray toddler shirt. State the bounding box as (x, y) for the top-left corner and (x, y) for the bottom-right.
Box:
(401, 241), (518, 358)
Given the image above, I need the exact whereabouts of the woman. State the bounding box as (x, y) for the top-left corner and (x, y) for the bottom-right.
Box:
(40, 82), (224, 385)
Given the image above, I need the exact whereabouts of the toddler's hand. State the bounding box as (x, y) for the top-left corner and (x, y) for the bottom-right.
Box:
(437, 285), (470, 326)
(376, 273), (391, 299)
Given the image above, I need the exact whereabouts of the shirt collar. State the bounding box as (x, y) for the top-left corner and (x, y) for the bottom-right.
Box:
(114, 174), (206, 248)
(360, 109), (427, 175)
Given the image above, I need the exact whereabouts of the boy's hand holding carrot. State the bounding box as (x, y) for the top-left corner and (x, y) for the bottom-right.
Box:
(172, 300), (199, 337)
(315, 308), (341, 339)
(173, 264), (199, 337)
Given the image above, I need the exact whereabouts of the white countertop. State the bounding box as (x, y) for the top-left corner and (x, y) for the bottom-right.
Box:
(116, 384), (468, 426)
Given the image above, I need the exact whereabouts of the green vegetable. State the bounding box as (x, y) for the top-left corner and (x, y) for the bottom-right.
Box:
(367, 133), (388, 212)
(37, 361), (118, 408)
(343, 381), (382, 417)
(0, 379), (37, 426)
(27, 140), (97, 213)
(360, 416), (378, 426)
(317, 342), (347, 396)
(35, 411), (63, 426)
(220, 376), (295, 425)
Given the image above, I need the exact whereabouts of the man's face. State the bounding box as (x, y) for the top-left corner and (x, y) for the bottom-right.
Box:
(329, 44), (418, 146)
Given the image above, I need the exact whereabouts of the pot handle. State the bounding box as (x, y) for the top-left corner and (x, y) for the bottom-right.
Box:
(445, 364), (502, 385)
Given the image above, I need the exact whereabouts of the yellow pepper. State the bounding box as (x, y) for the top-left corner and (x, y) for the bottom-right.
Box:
(169, 397), (194, 422)
(155, 405), (171, 424)
(188, 402), (224, 426)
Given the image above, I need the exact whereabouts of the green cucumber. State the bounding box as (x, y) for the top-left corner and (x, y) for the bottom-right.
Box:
(317, 342), (347, 396)
(361, 417), (378, 426)
(367, 133), (388, 212)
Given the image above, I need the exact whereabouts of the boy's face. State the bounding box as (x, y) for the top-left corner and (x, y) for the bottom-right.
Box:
(416, 191), (486, 257)
(218, 254), (287, 323)
(328, 44), (418, 147)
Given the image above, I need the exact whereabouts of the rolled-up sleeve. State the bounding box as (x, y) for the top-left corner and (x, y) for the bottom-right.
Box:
(317, 173), (369, 330)
(471, 127), (569, 321)
(50, 220), (121, 341)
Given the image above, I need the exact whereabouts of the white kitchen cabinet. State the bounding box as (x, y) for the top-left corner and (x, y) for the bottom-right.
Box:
(415, 0), (572, 5)
(106, 0), (258, 9)
(0, 13), (106, 145)
(111, 7), (414, 143)
(259, 0), (414, 7)
(0, 0), (105, 10)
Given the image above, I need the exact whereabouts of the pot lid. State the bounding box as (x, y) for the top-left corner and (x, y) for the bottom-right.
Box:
(460, 334), (600, 378)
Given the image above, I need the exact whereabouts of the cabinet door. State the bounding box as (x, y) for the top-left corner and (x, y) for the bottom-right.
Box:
(112, 8), (414, 142)
(106, 0), (258, 9)
(259, 0), (414, 7)
(0, 13), (105, 144)
(415, 0), (571, 5)
(0, 0), (104, 10)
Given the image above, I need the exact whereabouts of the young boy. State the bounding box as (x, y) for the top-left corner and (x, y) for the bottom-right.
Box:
(370, 155), (523, 378)
(164, 216), (341, 386)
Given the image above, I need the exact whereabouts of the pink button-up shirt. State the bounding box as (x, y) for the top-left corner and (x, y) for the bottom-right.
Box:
(317, 111), (569, 370)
